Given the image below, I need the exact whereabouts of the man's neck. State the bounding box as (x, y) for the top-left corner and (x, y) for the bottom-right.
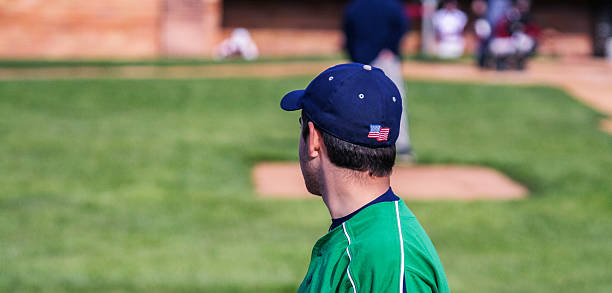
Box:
(320, 166), (391, 219)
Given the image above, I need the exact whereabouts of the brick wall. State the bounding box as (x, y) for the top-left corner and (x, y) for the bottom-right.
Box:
(0, 0), (222, 58)
(0, 0), (161, 58)
(160, 0), (222, 56)
(0, 0), (595, 59)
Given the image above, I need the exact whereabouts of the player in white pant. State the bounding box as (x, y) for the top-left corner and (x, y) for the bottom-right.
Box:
(371, 50), (412, 159)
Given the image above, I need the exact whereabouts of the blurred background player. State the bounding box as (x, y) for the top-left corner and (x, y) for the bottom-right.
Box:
(213, 28), (259, 61)
(489, 0), (540, 70)
(472, 0), (492, 68)
(343, 0), (413, 160)
(433, 0), (468, 59)
(470, 0), (511, 69)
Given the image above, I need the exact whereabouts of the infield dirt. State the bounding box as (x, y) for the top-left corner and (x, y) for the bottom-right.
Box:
(253, 162), (527, 200)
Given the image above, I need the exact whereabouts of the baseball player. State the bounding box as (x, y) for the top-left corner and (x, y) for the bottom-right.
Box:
(213, 28), (259, 60)
(343, 0), (413, 160)
(280, 63), (449, 293)
(433, 0), (468, 59)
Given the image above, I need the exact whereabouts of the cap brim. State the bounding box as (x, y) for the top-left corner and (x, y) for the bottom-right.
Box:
(280, 90), (305, 111)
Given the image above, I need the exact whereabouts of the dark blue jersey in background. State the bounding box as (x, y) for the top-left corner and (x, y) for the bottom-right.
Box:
(343, 0), (409, 64)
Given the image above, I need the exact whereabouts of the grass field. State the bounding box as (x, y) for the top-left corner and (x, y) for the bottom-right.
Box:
(0, 56), (343, 68)
(0, 54), (463, 68)
(1, 77), (611, 292)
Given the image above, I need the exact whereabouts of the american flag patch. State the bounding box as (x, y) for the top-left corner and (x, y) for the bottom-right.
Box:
(368, 124), (390, 141)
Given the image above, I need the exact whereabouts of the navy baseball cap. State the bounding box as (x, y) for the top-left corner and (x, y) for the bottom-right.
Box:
(281, 63), (402, 148)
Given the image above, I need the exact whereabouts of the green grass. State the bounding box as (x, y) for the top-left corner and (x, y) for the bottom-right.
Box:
(0, 53), (559, 69)
(0, 55), (344, 68)
(0, 55), (473, 68)
(0, 78), (611, 292)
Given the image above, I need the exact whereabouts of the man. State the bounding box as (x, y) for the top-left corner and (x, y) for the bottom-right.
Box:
(471, 0), (492, 68)
(213, 28), (259, 60)
(489, 0), (539, 70)
(433, 0), (468, 59)
(471, 0), (512, 68)
(280, 63), (450, 293)
(343, 0), (413, 159)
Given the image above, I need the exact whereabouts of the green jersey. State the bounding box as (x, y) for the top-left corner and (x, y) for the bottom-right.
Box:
(297, 190), (450, 293)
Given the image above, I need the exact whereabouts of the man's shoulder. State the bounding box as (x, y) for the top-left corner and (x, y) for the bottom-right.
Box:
(344, 201), (421, 256)
(344, 200), (446, 277)
(346, 200), (404, 232)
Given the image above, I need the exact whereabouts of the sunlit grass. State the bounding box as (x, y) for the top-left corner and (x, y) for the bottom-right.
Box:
(0, 78), (610, 292)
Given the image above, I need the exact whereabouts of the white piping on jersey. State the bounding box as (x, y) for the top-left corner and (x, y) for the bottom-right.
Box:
(342, 222), (357, 293)
(395, 201), (405, 293)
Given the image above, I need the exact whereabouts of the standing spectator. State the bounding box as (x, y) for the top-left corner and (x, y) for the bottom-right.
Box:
(489, 0), (539, 70)
(592, 2), (612, 58)
(343, 0), (413, 160)
(486, 0), (511, 28)
(471, 0), (512, 69)
(472, 0), (492, 67)
(433, 0), (468, 59)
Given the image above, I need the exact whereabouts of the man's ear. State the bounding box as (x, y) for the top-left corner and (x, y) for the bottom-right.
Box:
(308, 121), (322, 158)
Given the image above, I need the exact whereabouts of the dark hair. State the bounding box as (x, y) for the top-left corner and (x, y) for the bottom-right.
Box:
(301, 112), (395, 177)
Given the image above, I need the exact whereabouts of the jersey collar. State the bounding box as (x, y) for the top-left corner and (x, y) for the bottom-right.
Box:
(329, 187), (399, 231)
